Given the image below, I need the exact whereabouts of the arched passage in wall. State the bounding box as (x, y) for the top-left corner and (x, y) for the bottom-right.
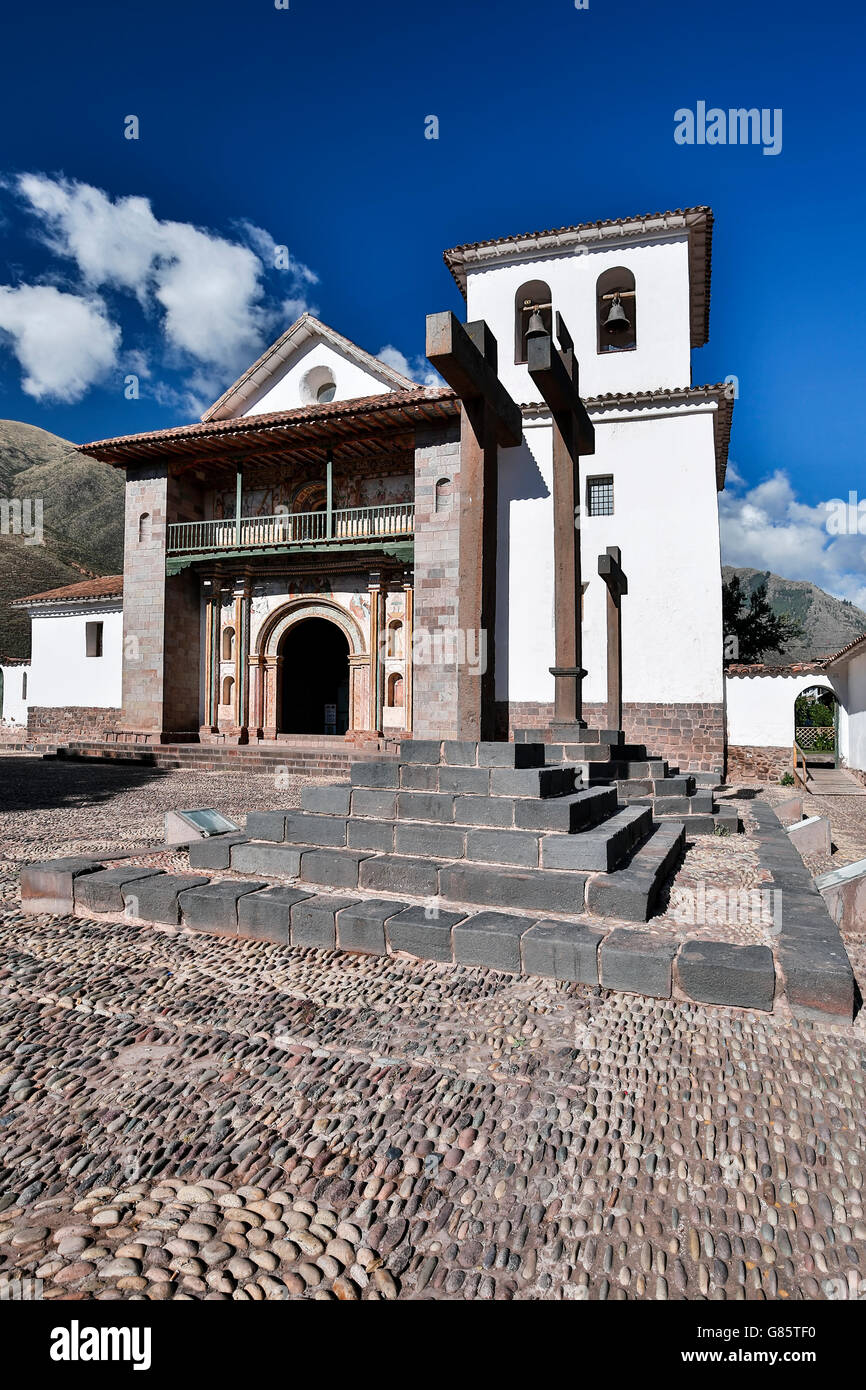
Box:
(794, 682), (839, 763)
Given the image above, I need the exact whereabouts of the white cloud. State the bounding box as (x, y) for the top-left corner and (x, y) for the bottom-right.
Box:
(8, 174), (318, 393)
(377, 343), (442, 388)
(720, 467), (866, 610)
(0, 284), (119, 401)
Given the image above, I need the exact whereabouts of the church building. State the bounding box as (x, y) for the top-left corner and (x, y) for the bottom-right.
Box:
(77, 206), (732, 771)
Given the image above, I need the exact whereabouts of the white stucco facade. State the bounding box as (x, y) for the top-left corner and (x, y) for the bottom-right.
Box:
(0, 662), (30, 726)
(242, 340), (394, 416)
(499, 401), (723, 706)
(25, 601), (124, 709)
(840, 649), (866, 772)
(464, 232), (693, 402)
(725, 671), (840, 749)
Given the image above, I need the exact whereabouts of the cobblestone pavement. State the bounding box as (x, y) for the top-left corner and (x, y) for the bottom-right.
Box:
(0, 758), (865, 1301)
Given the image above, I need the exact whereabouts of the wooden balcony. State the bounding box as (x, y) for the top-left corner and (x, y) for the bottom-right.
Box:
(166, 502), (414, 561)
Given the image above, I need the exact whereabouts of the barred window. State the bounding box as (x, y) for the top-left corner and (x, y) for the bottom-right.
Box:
(587, 476), (614, 516)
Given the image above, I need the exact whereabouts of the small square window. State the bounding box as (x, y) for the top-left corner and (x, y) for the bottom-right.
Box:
(85, 621), (104, 658)
(587, 476), (614, 516)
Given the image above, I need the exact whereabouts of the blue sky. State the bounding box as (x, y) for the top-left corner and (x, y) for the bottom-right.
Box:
(1, 0), (864, 598)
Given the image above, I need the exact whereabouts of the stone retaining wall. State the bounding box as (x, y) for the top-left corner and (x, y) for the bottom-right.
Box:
(27, 706), (120, 741)
(726, 745), (790, 784)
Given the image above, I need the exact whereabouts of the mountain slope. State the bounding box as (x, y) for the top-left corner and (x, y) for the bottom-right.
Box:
(723, 566), (866, 662)
(0, 420), (124, 658)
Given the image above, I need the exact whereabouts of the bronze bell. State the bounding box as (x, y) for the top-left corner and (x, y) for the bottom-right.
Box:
(604, 294), (630, 334)
(525, 307), (547, 340)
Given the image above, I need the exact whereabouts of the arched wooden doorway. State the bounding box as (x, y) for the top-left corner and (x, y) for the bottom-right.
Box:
(279, 617), (350, 734)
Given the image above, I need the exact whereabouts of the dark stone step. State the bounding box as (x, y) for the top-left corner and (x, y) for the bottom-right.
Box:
(74, 866), (165, 915)
(453, 911), (538, 973)
(292, 894), (361, 949)
(439, 862), (586, 915)
(231, 841), (305, 877)
(180, 880), (269, 935)
(399, 740), (546, 768)
(123, 872), (211, 925)
(584, 822), (686, 922)
(677, 940), (774, 1011)
(600, 929), (679, 999)
(299, 847), (373, 889)
(359, 854), (443, 896)
(512, 786), (618, 833)
(337, 898), (410, 955)
(541, 805), (653, 872)
(188, 833), (249, 869)
(386, 905), (469, 962)
(237, 886), (313, 944)
(522, 919), (606, 984)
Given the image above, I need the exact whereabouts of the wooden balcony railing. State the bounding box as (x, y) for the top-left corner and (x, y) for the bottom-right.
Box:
(167, 503), (414, 555)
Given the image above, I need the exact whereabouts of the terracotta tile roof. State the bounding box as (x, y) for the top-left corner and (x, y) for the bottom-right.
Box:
(728, 629), (866, 674)
(13, 575), (124, 606)
(443, 207), (714, 347)
(726, 662), (827, 677)
(78, 388), (460, 466)
(820, 631), (866, 667)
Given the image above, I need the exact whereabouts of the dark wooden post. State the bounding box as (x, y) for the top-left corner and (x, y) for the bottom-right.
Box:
(598, 545), (628, 732)
(426, 312), (523, 739)
(527, 314), (595, 727)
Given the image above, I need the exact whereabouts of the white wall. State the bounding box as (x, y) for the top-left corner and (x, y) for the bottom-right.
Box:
(28, 603), (123, 708)
(0, 663), (30, 726)
(841, 649), (866, 771)
(243, 340), (392, 416)
(498, 402), (724, 706)
(725, 671), (840, 748)
(464, 232), (693, 403)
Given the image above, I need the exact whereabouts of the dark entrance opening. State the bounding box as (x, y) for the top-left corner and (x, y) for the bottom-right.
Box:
(279, 617), (350, 735)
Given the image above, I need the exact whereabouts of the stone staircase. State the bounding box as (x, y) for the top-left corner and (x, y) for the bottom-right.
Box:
(513, 723), (739, 834)
(187, 738), (685, 924)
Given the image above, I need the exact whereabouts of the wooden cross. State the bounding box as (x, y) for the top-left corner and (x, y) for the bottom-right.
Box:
(426, 311), (523, 738)
(527, 313), (595, 726)
(598, 545), (628, 732)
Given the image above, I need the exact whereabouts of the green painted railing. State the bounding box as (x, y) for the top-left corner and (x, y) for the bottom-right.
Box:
(167, 502), (414, 555)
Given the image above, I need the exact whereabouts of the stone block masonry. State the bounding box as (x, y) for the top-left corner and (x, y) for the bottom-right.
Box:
(726, 744), (790, 784)
(120, 464), (204, 737)
(411, 422), (461, 739)
(497, 700), (725, 773)
(27, 706), (119, 740)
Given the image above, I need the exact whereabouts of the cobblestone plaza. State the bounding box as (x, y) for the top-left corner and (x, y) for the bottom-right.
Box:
(1, 758), (864, 1302)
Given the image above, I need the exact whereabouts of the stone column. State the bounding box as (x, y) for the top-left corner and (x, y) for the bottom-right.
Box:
(367, 571), (386, 733)
(403, 577), (414, 733)
(263, 655), (281, 738)
(349, 654), (368, 732)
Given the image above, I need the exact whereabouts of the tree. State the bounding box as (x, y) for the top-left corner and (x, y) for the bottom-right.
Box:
(722, 575), (805, 665)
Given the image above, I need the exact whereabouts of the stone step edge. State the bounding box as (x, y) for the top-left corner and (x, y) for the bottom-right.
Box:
(19, 860), (777, 1012)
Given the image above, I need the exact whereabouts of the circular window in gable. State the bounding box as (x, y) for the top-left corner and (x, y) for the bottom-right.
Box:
(300, 365), (338, 404)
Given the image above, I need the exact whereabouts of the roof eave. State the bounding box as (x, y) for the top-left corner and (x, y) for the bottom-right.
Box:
(443, 207), (713, 348)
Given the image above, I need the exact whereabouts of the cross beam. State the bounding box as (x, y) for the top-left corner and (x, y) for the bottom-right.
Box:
(426, 312), (523, 738)
(598, 545), (628, 733)
(527, 313), (595, 726)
